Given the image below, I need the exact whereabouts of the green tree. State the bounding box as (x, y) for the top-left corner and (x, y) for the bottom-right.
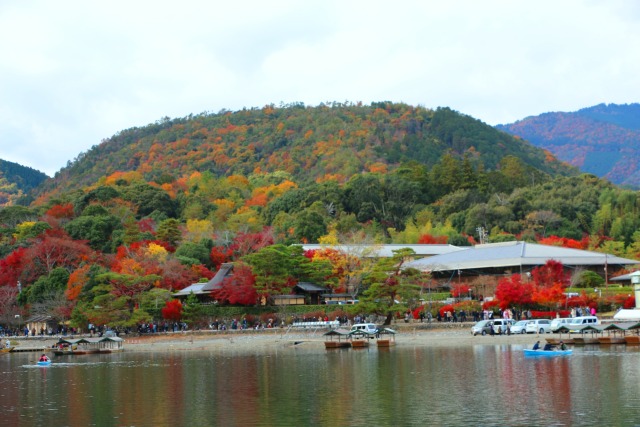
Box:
(65, 214), (121, 252)
(181, 292), (203, 325)
(156, 218), (182, 247)
(357, 248), (421, 325)
(175, 241), (211, 266)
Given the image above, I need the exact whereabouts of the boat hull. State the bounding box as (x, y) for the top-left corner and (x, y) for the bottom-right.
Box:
(524, 349), (572, 357)
(37, 361), (52, 366)
(571, 337), (599, 345)
(598, 337), (626, 345)
(351, 340), (369, 348)
(625, 336), (640, 345)
(546, 338), (574, 345)
(324, 341), (351, 349)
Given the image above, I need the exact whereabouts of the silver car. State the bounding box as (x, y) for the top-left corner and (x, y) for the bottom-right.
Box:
(525, 319), (552, 334)
(471, 320), (493, 336)
(510, 320), (529, 334)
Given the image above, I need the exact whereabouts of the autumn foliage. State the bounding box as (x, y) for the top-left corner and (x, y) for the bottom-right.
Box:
(211, 264), (258, 306)
(161, 299), (183, 321)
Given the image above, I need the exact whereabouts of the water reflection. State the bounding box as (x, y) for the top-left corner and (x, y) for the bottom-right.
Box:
(2, 344), (640, 426)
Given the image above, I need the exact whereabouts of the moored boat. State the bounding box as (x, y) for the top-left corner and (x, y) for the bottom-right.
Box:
(545, 338), (574, 345)
(1, 346), (14, 353)
(349, 329), (374, 348)
(523, 349), (572, 357)
(625, 336), (640, 345)
(323, 329), (352, 349)
(376, 328), (397, 347)
(598, 323), (631, 345)
(54, 336), (125, 355)
(598, 336), (626, 345)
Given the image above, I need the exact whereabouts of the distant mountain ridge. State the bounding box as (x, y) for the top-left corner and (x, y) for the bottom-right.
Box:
(497, 103), (640, 187)
(0, 159), (49, 205)
(35, 102), (575, 199)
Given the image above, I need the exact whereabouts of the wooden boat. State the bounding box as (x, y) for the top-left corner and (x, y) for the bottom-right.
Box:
(376, 328), (397, 347)
(351, 339), (369, 348)
(545, 337), (574, 345)
(1, 347), (14, 353)
(625, 336), (640, 345)
(598, 323), (630, 345)
(523, 349), (572, 357)
(624, 321), (640, 344)
(562, 324), (601, 345)
(349, 329), (375, 348)
(571, 337), (600, 345)
(53, 336), (125, 355)
(323, 329), (352, 349)
(599, 337), (626, 345)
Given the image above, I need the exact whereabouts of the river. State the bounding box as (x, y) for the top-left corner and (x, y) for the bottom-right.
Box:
(1, 342), (639, 426)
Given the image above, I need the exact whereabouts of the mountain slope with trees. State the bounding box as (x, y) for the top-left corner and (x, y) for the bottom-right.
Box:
(3, 102), (640, 334)
(37, 102), (576, 198)
(497, 103), (640, 187)
(0, 159), (49, 206)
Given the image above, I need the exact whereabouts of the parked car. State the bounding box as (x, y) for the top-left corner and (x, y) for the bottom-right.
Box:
(566, 316), (600, 332)
(350, 323), (378, 334)
(510, 320), (529, 334)
(525, 319), (552, 334)
(471, 320), (493, 336)
(492, 319), (516, 334)
(550, 318), (573, 332)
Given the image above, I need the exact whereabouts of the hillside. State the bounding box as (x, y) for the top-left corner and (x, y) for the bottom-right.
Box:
(497, 103), (640, 187)
(0, 159), (49, 206)
(3, 103), (640, 333)
(37, 103), (576, 197)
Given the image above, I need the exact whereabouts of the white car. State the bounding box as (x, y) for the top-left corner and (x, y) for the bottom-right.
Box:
(550, 318), (572, 332)
(525, 319), (552, 334)
(510, 320), (529, 334)
(492, 319), (516, 334)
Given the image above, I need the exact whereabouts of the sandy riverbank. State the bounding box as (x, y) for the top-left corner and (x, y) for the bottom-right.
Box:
(114, 326), (547, 352)
(6, 324), (553, 353)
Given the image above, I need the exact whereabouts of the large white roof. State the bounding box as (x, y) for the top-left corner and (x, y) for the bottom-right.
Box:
(404, 241), (638, 272)
(300, 244), (463, 258)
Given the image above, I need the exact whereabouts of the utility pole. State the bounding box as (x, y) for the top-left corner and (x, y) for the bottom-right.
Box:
(476, 226), (488, 245)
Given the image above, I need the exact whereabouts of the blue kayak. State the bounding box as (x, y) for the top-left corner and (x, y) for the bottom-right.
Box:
(524, 349), (572, 356)
(37, 360), (52, 366)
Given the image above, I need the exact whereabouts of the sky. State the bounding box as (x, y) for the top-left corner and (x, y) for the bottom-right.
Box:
(1, 1), (640, 177)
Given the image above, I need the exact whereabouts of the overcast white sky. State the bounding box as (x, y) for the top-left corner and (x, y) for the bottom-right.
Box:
(1, 1), (639, 176)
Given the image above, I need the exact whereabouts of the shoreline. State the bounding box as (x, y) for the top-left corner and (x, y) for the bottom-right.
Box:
(6, 325), (550, 353)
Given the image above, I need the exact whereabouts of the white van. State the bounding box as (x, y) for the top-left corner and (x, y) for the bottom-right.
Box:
(567, 316), (599, 332)
(351, 323), (378, 334)
(492, 319), (516, 334)
(550, 318), (572, 332)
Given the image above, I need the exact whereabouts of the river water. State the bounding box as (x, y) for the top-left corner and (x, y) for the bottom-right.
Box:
(1, 342), (639, 426)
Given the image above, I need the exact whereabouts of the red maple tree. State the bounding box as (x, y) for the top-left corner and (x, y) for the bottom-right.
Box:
(211, 264), (258, 306)
(161, 299), (183, 321)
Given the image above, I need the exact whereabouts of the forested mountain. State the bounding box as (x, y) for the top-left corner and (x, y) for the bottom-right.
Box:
(38, 103), (575, 198)
(497, 103), (640, 187)
(0, 159), (49, 206)
(3, 102), (640, 331)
